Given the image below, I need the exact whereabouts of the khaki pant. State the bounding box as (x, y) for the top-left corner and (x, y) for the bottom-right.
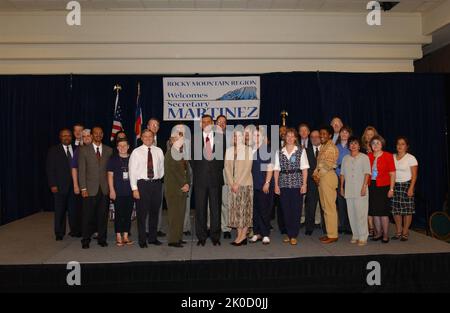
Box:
(346, 197), (369, 241)
(318, 171), (338, 239)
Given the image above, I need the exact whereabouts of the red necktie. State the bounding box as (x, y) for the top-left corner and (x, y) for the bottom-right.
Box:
(96, 147), (101, 161)
(205, 136), (213, 160)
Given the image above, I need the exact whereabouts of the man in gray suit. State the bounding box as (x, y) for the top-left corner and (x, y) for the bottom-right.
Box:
(78, 126), (113, 249)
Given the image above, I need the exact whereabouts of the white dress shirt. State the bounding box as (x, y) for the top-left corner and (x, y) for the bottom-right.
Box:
(62, 144), (74, 157)
(93, 143), (103, 156)
(74, 139), (81, 146)
(273, 145), (310, 171)
(129, 144), (165, 190)
(300, 138), (309, 148)
(332, 133), (339, 144)
(202, 131), (214, 148)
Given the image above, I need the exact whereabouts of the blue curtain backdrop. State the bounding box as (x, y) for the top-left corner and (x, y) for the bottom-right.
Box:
(0, 72), (448, 228)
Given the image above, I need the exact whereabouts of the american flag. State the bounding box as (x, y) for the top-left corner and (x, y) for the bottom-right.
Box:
(110, 85), (123, 141)
(134, 82), (143, 146)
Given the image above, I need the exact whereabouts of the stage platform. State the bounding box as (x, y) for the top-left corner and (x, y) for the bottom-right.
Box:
(1, 212), (449, 292)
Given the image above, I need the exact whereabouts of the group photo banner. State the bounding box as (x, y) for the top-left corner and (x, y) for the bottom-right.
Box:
(163, 76), (260, 121)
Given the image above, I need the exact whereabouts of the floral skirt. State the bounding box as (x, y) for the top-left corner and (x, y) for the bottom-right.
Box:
(228, 185), (253, 228)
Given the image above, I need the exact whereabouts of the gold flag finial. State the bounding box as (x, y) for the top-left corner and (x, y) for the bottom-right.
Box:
(280, 110), (288, 127)
(113, 84), (122, 92)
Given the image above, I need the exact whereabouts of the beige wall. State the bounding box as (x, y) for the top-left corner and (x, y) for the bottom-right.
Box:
(0, 10), (431, 74)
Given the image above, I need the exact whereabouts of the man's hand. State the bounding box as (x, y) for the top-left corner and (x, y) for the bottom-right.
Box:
(109, 190), (116, 201)
(81, 190), (89, 198)
(181, 184), (190, 193)
(50, 186), (58, 193)
(73, 185), (80, 195)
(133, 190), (140, 200)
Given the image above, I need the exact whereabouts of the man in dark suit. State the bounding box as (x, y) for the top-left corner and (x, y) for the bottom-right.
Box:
(304, 130), (326, 235)
(46, 128), (77, 240)
(191, 114), (225, 246)
(78, 126), (113, 249)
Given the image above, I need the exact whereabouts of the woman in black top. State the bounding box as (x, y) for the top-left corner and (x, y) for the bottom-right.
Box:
(107, 139), (134, 246)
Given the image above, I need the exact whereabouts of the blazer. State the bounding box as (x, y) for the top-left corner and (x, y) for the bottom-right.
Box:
(46, 144), (74, 194)
(78, 143), (113, 195)
(224, 144), (254, 187)
(368, 151), (396, 187)
(190, 131), (226, 188)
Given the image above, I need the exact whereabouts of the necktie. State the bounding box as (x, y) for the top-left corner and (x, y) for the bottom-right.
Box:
(96, 146), (101, 161)
(147, 147), (154, 179)
(314, 147), (319, 159)
(205, 136), (213, 160)
(66, 146), (72, 161)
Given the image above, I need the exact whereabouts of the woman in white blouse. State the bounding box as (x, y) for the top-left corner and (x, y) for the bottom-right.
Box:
(392, 136), (418, 241)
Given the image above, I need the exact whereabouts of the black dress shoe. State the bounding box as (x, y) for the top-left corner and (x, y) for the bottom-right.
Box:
(157, 231), (166, 237)
(168, 242), (183, 248)
(305, 231), (313, 236)
(148, 240), (162, 246)
(232, 239), (247, 246)
(212, 240), (221, 246)
(179, 240), (187, 244)
(197, 240), (206, 246)
(56, 236), (63, 241)
(98, 241), (108, 247)
(223, 232), (231, 239)
(82, 243), (89, 249)
(139, 243), (148, 248)
(183, 231), (191, 236)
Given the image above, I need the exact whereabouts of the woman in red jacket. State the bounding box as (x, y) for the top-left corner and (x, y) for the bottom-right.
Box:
(368, 135), (396, 243)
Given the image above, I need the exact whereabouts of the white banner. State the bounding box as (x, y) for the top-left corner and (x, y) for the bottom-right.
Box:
(163, 76), (260, 121)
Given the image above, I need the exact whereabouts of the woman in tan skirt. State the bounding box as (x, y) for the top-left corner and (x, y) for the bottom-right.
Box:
(225, 129), (254, 246)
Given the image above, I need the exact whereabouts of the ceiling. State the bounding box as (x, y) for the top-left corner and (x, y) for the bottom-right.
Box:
(0, 0), (445, 12)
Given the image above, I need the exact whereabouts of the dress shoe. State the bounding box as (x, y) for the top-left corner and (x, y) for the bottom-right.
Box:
(223, 232), (232, 239)
(212, 240), (221, 246)
(283, 236), (290, 243)
(148, 240), (162, 246)
(197, 240), (206, 246)
(183, 231), (191, 236)
(319, 236), (329, 241)
(98, 241), (108, 247)
(305, 231), (313, 236)
(56, 236), (63, 241)
(81, 243), (89, 249)
(250, 235), (262, 243)
(321, 237), (338, 244)
(157, 231), (166, 237)
(139, 243), (148, 248)
(168, 242), (183, 248)
(290, 238), (298, 245)
(232, 239), (247, 246)
(381, 238), (390, 244)
(179, 240), (187, 244)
